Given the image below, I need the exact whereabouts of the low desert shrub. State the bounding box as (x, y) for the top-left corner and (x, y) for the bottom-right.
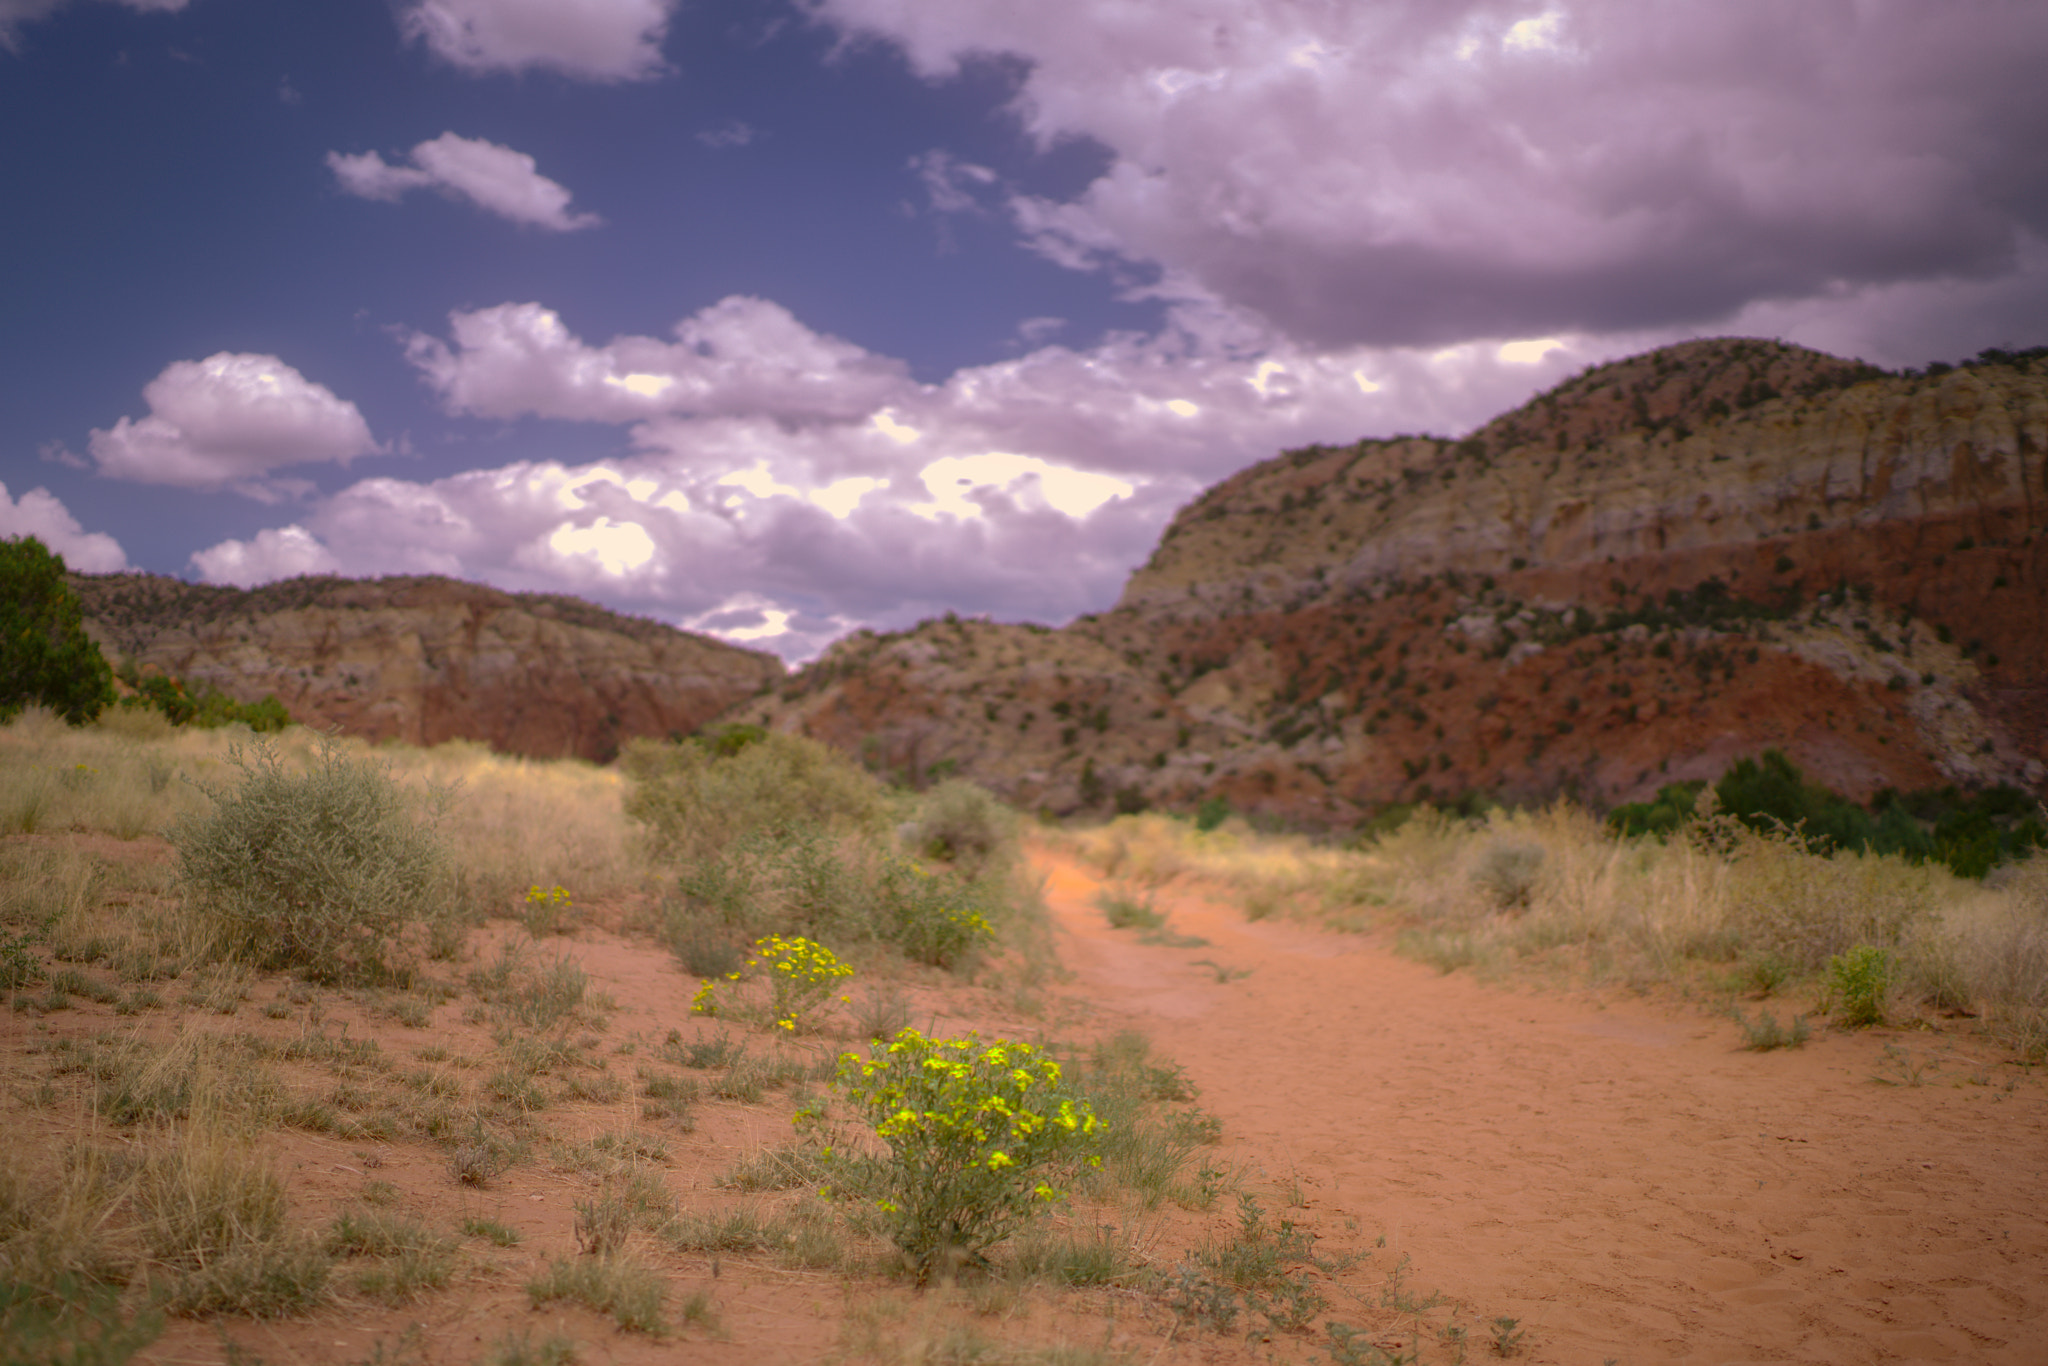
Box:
(1826, 945), (1897, 1027)
(1961, 858), (2048, 1057)
(692, 933), (853, 1033)
(1069, 1032), (1209, 1209)
(824, 1028), (1104, 1283)
(1723, 828), (1935, 972)
(0, 1278), (163, 1366)
(901, 780), (1014, 876)
(1732, 1007), (1810, 1050)
(169, 734), (453, 984)
(1006, 1223), (1141, 1286)
(1096, 889), (1163, 931)
(621, 731), (887, 866)
(630, 732), (1017, 972)
(491, 1328), (577, 1366)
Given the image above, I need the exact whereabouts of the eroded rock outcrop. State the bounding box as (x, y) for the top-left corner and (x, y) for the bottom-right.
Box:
(72, 574), (782, 761)
(734, 340), (2046, 820)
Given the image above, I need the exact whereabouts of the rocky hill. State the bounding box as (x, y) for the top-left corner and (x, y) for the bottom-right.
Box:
(71, 573), (782, 762)
(728, 339), (2047, 822)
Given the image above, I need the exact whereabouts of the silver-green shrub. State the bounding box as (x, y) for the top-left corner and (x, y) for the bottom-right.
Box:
(901, 779), (1014, 878)
(170, 735), (450, 983)
(627, 733), (1012, 972)
(619, 731), (887, 865)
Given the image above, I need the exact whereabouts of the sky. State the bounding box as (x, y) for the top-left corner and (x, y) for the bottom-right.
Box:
(3, 0), (2044, 661)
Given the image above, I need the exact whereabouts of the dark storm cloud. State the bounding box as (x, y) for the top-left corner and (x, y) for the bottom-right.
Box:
(818, 0), (2048, 347)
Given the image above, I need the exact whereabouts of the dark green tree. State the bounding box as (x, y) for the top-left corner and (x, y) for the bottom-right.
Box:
(0, 536), (116, 725)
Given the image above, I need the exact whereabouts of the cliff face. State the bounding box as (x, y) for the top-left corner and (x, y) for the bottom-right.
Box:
(732, 340), (2047, 820)
(72, 574), (783, 762)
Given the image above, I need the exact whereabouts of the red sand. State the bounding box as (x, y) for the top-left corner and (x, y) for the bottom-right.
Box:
(1035, 848), (2048, 1363)
(16, 837), (2040, 1365)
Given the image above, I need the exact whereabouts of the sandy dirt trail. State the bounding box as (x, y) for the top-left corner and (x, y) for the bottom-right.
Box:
(1031, 846), (2048, 1364)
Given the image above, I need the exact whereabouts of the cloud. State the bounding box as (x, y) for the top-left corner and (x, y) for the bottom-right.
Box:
(193, 293), (1626, 659)
(696, 120), (761, 150)
(0, 482), (129, 572)
(0, 0), (185, 54)
(89, 353), (379, 491)
(327, 133), (601, 232)
(811, 0), (2048, 349)
(404, 296), (911, 425)
(397, 0), (677, 82)
(188, 524), (338, 586)
(912, 149), (999, 216)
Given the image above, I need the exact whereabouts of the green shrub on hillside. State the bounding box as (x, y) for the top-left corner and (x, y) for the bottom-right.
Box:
(170, 734), (452, 983)
(116, 667), (290, 732)
(1608, 749), (2044, 879)
(0, 536), (116, 726)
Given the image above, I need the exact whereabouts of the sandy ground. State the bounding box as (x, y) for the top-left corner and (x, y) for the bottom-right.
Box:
(1034, 849), (2048, 1364)
(10, 835), (2046, 1365)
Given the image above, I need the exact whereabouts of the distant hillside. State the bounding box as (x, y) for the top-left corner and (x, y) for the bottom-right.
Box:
(729, 339), (2047, 821)
(71, 572), (783, 761)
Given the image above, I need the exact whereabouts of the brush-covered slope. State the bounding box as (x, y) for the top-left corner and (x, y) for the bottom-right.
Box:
(734, 339), (2046, 822)
(72, 572), (783, 761)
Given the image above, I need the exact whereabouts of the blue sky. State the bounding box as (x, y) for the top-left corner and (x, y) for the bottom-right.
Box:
(5, 0), (2045, 659)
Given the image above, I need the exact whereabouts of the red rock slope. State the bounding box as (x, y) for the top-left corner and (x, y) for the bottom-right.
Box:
(72, 573), (782, 762)
(732, 340), (2045, 821)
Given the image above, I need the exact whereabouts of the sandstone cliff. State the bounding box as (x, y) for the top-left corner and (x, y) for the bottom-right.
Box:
(731, 340), (2046, 821)
(71, 574), (783, 762)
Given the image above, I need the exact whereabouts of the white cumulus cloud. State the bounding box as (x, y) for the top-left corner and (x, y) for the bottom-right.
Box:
(89, 353), (379, 491)
(189, 525), (340, 586)
(0, 482), (129, 572)
(398, 0), (677, 82)
(405, 296), (911, 425)
(327, 133), (601, 232)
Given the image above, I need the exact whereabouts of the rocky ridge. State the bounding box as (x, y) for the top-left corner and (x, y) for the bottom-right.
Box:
(71, 573), (782, 762)
(731, 339), (2047, 821)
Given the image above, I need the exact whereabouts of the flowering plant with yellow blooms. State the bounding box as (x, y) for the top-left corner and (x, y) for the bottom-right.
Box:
(691, 933), (852, 1033)
(824, 1027), (1102, 1281)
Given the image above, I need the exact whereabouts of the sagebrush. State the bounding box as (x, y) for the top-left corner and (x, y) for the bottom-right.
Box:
(170, 734), (452, 983)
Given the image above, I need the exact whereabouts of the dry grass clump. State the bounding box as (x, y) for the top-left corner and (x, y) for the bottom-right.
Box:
(0, 1111), (336, 1342)
(325, 1206), (460, 1303)
(527, 1252), (670, 1335)
(139, 1126), (334, 1318)
(0, 705), (312, 841)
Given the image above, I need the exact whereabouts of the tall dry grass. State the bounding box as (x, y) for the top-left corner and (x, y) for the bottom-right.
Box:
(0, 708), (639, 911)
(375, 738), (638, 912)
(1055, 805), (2048, 1056)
